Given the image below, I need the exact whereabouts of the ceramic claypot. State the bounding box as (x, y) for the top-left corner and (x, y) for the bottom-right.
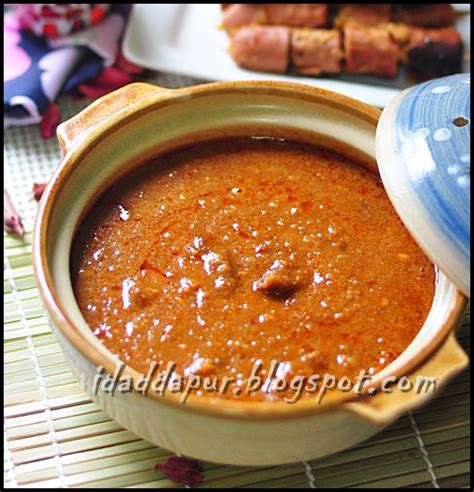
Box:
(33, 81), (468, 466)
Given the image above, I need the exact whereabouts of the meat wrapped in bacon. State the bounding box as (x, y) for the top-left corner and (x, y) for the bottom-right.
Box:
(266, 4), (328, 28)
(398, 4), (456, 28)
(230, 25), (290, 73)
(222, 3), (328, 32)
(334, 4), (392, 28)
(385, 23), (463, 75)
(222, 4), (268, 33)
(406, 27), (462, 76)
(344, 26), (399, 78)
(291, 29), (342, 75)
(223, 4), (463, 80)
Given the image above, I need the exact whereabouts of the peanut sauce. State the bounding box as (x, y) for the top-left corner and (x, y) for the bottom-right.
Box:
(72, 138), (435, 400)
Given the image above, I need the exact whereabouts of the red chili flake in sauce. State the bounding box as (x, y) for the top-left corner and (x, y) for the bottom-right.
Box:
(154, 455), (203, 486)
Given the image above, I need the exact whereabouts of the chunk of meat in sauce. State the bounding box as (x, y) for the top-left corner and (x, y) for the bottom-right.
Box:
(254, 259), (307, 298)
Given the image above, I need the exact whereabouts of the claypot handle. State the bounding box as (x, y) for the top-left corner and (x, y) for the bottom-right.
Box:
(343, 332), (468, 425)
(57, 82), (169, 155)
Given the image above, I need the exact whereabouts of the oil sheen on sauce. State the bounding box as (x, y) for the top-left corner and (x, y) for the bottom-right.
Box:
(71, 138), (435, 401)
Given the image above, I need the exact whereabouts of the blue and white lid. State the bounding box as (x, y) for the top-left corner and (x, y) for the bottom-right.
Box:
(376, 73), (470, 298)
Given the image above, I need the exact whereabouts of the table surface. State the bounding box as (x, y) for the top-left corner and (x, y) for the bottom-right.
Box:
(4, 72), (471, 489)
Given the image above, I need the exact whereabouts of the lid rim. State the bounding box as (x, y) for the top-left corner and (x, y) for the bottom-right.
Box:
(375, 74), (470, 298)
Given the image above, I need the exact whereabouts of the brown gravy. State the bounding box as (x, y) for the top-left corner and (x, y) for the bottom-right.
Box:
(72, 138), (435, 400)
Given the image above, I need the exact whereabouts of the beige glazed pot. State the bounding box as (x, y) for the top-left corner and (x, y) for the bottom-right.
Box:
(33, 81), (468, 466)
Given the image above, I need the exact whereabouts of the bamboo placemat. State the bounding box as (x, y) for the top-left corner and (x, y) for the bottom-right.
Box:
(4, 73), (471, 489)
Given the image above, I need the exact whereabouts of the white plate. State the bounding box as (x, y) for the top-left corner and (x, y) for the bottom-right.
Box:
(123, 4), (471, 108)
